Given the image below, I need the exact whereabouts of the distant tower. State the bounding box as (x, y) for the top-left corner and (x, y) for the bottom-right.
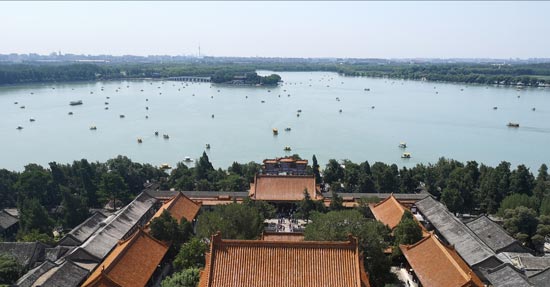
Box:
(198, 44), (201, 58)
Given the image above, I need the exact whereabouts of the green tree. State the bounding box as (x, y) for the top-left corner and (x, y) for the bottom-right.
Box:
(16, 164), (57, 207)
(195, 152), (214, 181)
(161, 268), (200, 287)
(18, 198), (53, 235)
(329, 191), (344, 211)
(0, 254), (22, 285)
(312, 155), (322, 183)
(498, 193), (539, 215)
(502, 207), (539, 245)
(323, 159), (344, 184)
(243, 198), (276, 220)
(392, 211), (423, 257)
(150, 210), (193, 245)
(533, 164), (550, 201)
(304, 210), (395, 287)
(540, 197), (550, 216)
(0, 169), (18, 209)
(173, 238), (208, 271)
(298, 189), (315, 221)
(61, 188), (90, 228)
(509, 165), (535, 196)
(196, 203), (263, 240)
(98, 172), (129, 210)
(356, 196), (380, 218)
(18, 229), (55, 245)
(441, 188), (464, 213)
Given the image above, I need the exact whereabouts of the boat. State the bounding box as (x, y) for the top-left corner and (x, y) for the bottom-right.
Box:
(364, 88), (370, 91)
(14, 101), (18, 104)
(285, 127), (291, 132)
(297, 113), (300, 117)
(297, 109), (302, 113)
(261, 100), (265, 103)
(339, 109), (342, 113)
(20, 105), (25, 109)
(211, 114), (215, 118)
(493, 106), (498, 110)
(206, 144), (211, 149)
(273, 128), (278, 135)
(399, 142), (407, 148)
(401, 152), (411, 159)
(163, 134), (169, 139)
(70, 100), (83, 106)
(184, 156), (193, 162)
(16, 126), (23, 130)
(371, 106), (375, 109)
(284, 146), (292, 151)
(105, 107), (109, 110)
(137, 138), (143, 143)
(507, 122), (520, 128)
(105, 102), (109, 105)
(532, 107), (536, 111)
(90, 126), (97, 130)
(155, 131), (159, 136)
(159, 163), (172, 170)
(119, 115), (125, 118)
(29, 118), (35, 122)
(68, 112), (73, 115)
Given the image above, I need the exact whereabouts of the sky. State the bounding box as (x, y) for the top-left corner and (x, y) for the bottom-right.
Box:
(1, 1), (549, 59)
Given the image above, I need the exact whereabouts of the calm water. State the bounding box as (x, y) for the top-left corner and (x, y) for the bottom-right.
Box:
(1, 71), (549, 171)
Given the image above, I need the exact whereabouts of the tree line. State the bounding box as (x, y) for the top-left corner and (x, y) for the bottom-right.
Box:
(0, 63), (281, 85)
(2, 61), (549, 86)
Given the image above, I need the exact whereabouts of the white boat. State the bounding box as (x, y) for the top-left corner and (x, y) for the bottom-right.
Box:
(401, 152), (411, 159)
(399, 142), (407, 148)
(184, 156), (193, 162)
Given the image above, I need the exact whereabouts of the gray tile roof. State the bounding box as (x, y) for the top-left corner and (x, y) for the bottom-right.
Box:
(147, 189), (249, 199)
(34, 259), (89, 287)
(0, 210), (18, 230)
(58, 211), (108, 246)
(323, 192), (430, 201)
(519, 256), (550, 271)
(415, 196), (497, 267)
(0, 242), (47, 269)
(66, 192), (157, 261)
(481, 263), (533, 287)
(15, 260), (57, 287)
(528, 268), (550, 287)
(466, 215), (519, 253)
(44, 246), (73, 262)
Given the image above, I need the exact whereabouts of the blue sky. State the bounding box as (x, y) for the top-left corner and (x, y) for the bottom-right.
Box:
(1, 1), (549, 58)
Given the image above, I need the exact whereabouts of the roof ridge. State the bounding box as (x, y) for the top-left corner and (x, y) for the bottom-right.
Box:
(418, 196), (497, 264)
(430, 234), (472, 281)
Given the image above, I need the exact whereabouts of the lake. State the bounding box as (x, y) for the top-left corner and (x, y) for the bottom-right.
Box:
(1, 71), (549, 171)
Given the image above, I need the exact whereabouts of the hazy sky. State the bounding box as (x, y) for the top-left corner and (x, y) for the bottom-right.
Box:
(1, 1), (549, 58)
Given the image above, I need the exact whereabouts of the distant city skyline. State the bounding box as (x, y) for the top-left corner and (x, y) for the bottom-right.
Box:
(1, 1), (549, 59)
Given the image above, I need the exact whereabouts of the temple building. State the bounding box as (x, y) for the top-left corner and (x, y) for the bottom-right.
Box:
(80, 229), (169, 287)
(149, 191), (202, 223)
(262, 157), (308, 175)
(198, 232), (371, 287)
(399, 233), (484, 287)
(369, 194), (407, 230)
